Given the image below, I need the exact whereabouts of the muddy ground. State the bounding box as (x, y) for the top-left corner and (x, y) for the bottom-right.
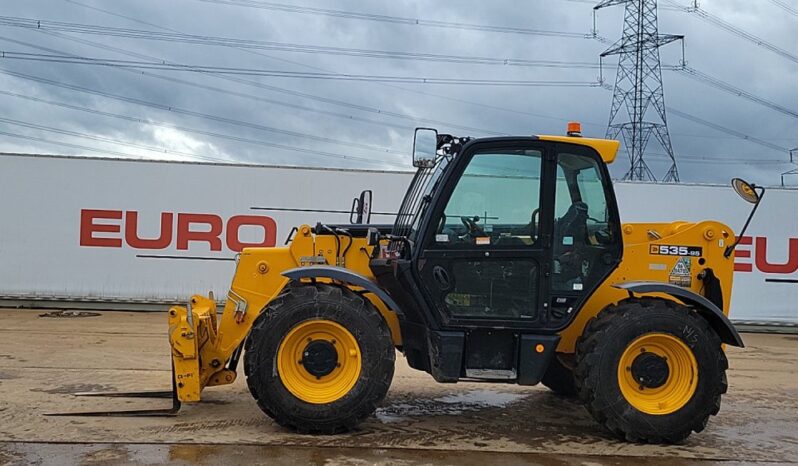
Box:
(0, 309), (796, 465)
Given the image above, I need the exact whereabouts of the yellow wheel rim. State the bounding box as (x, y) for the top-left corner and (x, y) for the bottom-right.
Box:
(277, 319), (362, 404)
(617, 333), (698, 415)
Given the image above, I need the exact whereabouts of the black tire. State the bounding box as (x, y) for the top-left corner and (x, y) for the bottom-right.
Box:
(243, 283), (395, 434)
(574, 298), (728, 444)
(541, 354), (579, 398)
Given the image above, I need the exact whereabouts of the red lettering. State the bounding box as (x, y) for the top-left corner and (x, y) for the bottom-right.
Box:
(226, 215), (277, 252)
(176, 213), (223, 251)
(755, 237), (798, 274)
(125, 211), (173, 250)
(733, 236), (753, 272)
(80, 209), (122, 247)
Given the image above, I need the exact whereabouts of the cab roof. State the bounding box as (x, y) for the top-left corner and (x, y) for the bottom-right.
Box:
(537, 135), (620, 164)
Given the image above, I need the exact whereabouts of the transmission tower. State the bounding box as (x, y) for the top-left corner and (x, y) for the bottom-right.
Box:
(783, 148), (798, 186)
(595, 0), (683, 182)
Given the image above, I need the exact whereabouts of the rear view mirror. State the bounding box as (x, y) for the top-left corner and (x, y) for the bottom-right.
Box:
(725, 178), (765, 258)
(731, 178), (760, 204)
(413, 128), (438, 168)
(350, 190), (373, 224)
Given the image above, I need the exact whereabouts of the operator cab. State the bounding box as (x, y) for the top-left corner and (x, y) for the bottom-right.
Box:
(370, 125), (623, 383)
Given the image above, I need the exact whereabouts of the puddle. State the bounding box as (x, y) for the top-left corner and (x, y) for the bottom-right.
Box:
(0, 441), (752, 466)
(376, 389), (528, 423)
(436, 389), (526, 408)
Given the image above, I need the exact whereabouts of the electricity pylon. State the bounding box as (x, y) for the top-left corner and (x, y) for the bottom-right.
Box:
(595, 0), (682, 182)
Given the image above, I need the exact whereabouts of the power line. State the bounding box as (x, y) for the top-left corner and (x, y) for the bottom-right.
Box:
(6, 43), (790, 124)
(0, 89), (406, 167)
(0, 130), (143, 160)
(668, 65), (798, 120)
(0, 116), (231, 163)
(62, 0), (590, 133)
(69, 0), (630, 132)
(11, 14), (791, 121)
(0, 65), (405, 157)
(665, 107), (790, 153)
(0, 67), (410, 156)
(8, 37), (787, 164)
(0, 50), (601, 87)
(565, 0), (682, 11)
(636, 150), (788, 164)
(191, 0), (594, 39)
(0, 115), (401, 167)
(5, 84), (776, 169)
(3, 32), (509, 136)
(69, 0), (775, 145)
(10, 3), (790, 170)
(767, 0), (798, 17)
(661, 0), (798, 66)
(595, 82), (790, 154)
(0, 35), (486, 137)
(0, 16), (597, 67)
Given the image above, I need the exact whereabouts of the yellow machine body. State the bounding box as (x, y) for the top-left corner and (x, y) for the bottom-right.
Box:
(166, 134), (736, 403)
(168, 222), (735, 404)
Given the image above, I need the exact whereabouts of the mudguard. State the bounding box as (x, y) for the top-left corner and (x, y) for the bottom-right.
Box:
(613, 281), (744, 347)
(282, 265), (403, 316)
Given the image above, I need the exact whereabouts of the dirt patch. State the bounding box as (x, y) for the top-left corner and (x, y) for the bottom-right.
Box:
(30, 383), (116, 395)
(39, 310), (101, 318)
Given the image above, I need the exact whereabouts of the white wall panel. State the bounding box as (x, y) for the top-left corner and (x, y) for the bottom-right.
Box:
(1, 154), (795, 323)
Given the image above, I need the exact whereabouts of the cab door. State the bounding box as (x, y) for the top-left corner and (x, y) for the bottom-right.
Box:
(547, 144), (622, 328)
(416, 140), (622, 332)
(417, 141), (554, 328)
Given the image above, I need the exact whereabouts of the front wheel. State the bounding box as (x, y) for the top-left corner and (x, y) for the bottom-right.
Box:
(244, 284), (395, 434)
(574, 298), (728, 443)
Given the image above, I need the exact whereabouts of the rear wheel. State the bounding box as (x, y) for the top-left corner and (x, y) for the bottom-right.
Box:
(574, 298), (728, 443)
(244, 283), (395, 434)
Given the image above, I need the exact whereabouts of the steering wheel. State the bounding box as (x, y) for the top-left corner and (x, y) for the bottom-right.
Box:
(460, 215), (486, 237)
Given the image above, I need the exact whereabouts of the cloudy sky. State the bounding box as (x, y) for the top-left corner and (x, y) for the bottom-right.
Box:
(0, 0), (796, 185)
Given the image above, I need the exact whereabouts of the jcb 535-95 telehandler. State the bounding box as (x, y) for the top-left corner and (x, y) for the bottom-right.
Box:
(62, 124), (764, 443)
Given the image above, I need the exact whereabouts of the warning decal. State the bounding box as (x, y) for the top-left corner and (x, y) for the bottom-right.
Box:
(669, 257), (692, 288)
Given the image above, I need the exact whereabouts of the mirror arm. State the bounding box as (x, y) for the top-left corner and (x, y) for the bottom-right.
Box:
(724, 186), (765, 258)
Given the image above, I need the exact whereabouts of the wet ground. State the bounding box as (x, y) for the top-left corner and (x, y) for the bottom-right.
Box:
(1, 309), (797, 465)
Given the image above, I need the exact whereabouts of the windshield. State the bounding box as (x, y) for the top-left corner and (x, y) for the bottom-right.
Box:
(389, 155), (452, 253)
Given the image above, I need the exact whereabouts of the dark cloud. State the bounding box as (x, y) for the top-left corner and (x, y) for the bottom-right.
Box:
(0, 0), (796, 184)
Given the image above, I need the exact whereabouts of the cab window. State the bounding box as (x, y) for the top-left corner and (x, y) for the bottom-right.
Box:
(552, 151), (617, 292)
(432, 149), (543, 248)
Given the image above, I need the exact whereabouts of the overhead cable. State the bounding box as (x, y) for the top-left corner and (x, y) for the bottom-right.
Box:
(191, 0), (593, 38)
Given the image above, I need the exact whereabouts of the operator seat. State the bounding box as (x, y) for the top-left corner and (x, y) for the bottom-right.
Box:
(553, 201), (589, 287)
(556, 201), (589, 244)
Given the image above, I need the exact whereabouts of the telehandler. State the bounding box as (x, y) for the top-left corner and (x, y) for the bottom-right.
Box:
(62, 124), (764, 443)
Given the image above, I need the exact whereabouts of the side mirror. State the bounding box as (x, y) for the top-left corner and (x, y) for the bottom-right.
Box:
(413, 128), (438, 168)
(725, 178), (766, 258)
(731, 178), (760, 204)
(350, 190), (373, 224)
